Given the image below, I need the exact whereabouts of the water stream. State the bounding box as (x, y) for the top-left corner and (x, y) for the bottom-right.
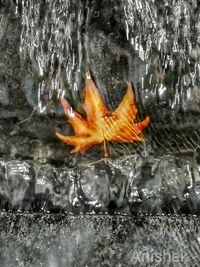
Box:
(20, 0), (88, 112)
(19, 0), (200, 113)
(0, 1), (200, 266)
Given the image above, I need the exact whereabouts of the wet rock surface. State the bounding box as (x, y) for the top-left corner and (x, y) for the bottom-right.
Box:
(0, 1), (200, 266)
(0, 0), (199, 216)
(0, 213), (199, 267)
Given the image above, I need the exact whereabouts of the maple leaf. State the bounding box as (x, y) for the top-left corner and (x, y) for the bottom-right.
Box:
(55, 73), (150, 156)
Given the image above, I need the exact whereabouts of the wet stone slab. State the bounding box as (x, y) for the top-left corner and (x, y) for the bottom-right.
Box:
(0, 213), (199, 267)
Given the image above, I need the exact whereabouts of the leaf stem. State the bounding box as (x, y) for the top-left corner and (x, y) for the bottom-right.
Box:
(103, 138), (109, 158)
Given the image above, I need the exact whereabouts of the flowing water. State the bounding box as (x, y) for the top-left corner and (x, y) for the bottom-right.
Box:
(124, 0), (200, 110)
(19, 0), (200, 112)
(0, 0), (199, 214)
(0, 0), (200, 266)
(20, 0), (88, 112)
(0, 0), (198, 215)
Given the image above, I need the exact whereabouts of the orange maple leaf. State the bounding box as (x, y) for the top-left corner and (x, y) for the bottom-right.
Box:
(55, 73), (150, 156)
